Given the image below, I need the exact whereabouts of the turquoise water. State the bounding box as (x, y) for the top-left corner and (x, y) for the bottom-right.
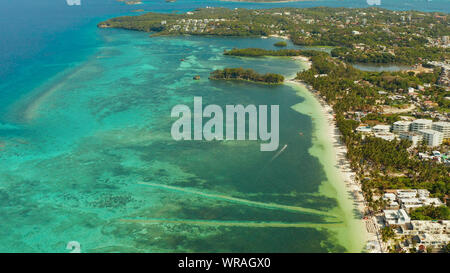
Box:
(0, 0), (448, 253)
(0, 30), (344, 252)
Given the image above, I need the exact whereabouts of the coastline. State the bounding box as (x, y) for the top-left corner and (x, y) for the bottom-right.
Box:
(284, 57), (381, 252)
(287, 79), (373, 252)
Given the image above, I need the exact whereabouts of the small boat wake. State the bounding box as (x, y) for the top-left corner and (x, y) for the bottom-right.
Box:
(270, 144), (287, 162)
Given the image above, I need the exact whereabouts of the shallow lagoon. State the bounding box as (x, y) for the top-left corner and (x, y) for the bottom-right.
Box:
(0, 29), (364, 252)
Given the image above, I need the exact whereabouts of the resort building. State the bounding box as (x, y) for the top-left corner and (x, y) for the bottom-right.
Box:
(411, 119), (433, 132)
(416, 234), (450, 249)
(419, 129), (444, 147)
(383, 193), (400, 209)
(406, 220), (450, 236)
(383, 209), (411, 226)
(374, 132), (396, 141)
(393, 120), (412, 133)
(372, 124), (391, 133)
(396, 189), (419, 199)
(431, 121), (450, 139)
(399, 132), (423, 147)
(383, 189), (443, 212)
(417, 189), (431, 198)
(398, 196), (443, 211)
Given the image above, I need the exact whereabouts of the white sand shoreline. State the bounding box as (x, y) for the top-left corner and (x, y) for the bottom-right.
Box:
(284, 57), (384, 252)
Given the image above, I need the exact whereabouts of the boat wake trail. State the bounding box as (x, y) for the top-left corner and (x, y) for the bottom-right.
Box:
(138, 181), (335, 218)
(270, 144), (288, 162)
(120, 218), (343, 228)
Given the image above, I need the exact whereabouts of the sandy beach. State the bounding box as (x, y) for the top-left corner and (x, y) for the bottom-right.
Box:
(284, 56), (383, 252)
(268, 34), (290, 40)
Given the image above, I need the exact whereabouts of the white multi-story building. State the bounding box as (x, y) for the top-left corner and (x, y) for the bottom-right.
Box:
(396, 189), (418, 199)
(411, 119), (433, 132)
(374, 132), (396, 141)
(405, 220), (450, 236)
(398, 197), (443, 211)
(383, 209), (411, 226)
(419, 129), (444, 147)
(432, 121), (450, 139)
(383, 193), (400, 209)
(417, 189), (430, 198)
(373, 124), (391, 133)
(387, 189), (443, 212)
(393, 121), (412, 133)
(417, 234), (450, 249)
(399, 132), (423, 147)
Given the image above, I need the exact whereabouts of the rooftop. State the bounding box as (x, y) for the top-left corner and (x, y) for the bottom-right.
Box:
(394, 120), (412, 125)
(412, 119), (433, 124)
(419, 129), (443, 135)
(432, 121), (450, 127)
(373, 124), (391, 129)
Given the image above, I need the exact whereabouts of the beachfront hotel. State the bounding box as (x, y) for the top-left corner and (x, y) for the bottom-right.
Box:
(393, 121), (412, 133)
(383, 189), (444, 212)
(401, 221), (450, 250)
(431, 121), (450, 139)
(372, 124), (391, 133)
(380, 189), (449, 252)
(419, 129), (444, 147)
(383, 209), (411, 225)
(399, 132), (423, 147)
(411, 119), (433, 132)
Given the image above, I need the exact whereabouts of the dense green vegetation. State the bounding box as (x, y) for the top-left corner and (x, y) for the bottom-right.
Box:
(331, 46), (448, 65)
(209, 67), (284, 84)
(99, 7), (449, 65)
(296, 53), (449, 210)
(381, 226), (395, 242)
(224, 48), (321, 57)
(410, 205), (450, 220)
(274, 41), (287, 47)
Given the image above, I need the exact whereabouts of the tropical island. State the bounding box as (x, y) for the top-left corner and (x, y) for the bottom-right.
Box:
(274, 41), (288, 47)
(99, 6), (450, 253)
(209, 68), (284, 84)
(98, 7), (449, 65)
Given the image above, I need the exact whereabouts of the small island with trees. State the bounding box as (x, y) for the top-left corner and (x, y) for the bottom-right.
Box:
(274, 41), (287, 47)
(209, 68), (284, 84)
